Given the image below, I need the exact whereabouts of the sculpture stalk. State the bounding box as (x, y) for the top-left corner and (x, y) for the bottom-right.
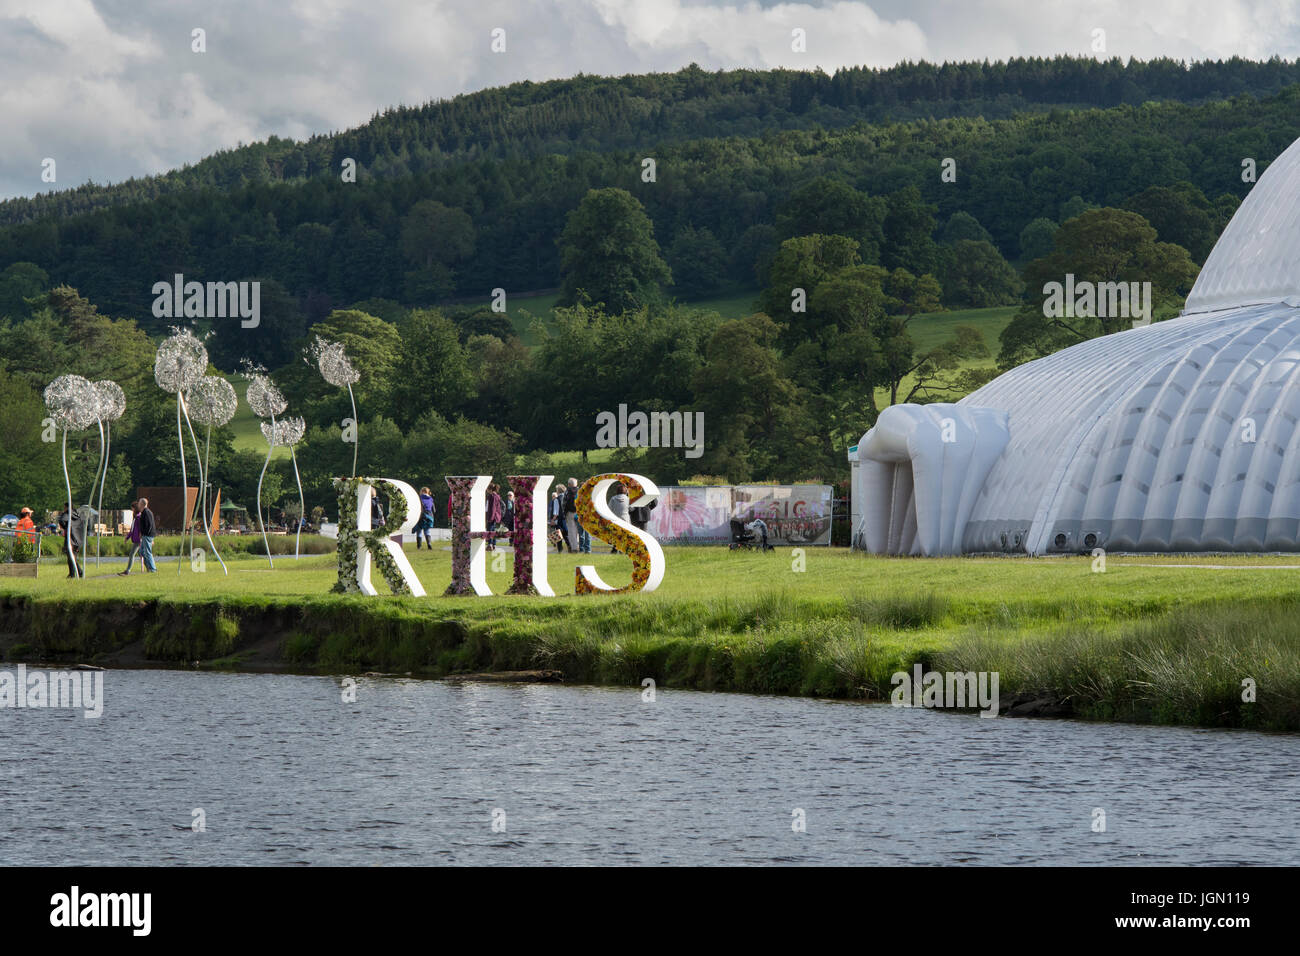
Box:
(256, 412), (276, 568)
(61, 428), (80, 579)
(348, 383), (358, 478)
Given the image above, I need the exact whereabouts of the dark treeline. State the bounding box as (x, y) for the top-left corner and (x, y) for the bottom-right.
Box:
(4, 54), (1300, 227)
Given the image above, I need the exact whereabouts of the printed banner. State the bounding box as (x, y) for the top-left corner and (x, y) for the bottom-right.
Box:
(648, 485), (834, 546)
(647, 486), (732, 544)
(732, 485), (833, 546)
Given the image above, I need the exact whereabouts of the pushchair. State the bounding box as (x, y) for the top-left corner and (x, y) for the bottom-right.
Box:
(729, 518), (774, 551)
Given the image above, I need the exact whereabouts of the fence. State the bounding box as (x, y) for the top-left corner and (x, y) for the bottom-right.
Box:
(0, 527), (42, 577)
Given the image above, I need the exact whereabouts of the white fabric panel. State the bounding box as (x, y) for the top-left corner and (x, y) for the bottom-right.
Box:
(1185, 136), (1300, 315)
(854, 403), (1009, 555)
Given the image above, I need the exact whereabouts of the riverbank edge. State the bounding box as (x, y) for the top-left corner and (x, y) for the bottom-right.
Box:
(1, 591), (1292, 731)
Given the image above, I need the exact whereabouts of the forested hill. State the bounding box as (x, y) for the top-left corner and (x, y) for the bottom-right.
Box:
(5, 55), (1300, 225)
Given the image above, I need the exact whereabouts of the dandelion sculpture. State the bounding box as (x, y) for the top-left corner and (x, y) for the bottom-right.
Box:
(185, 375), (238, 576)
(89, 380), (126, 568)
(246, 368), (287, 568)
(307, 337), (360, 477)
(262, 415), (306, 559)
(155, 329), (208, 575)
(43, 374), (99, 579)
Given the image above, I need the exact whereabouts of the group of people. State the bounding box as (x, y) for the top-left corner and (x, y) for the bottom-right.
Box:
(46, 497), (156, 578)
(547, 478), (656, 554)
(403, 479), (658, 555)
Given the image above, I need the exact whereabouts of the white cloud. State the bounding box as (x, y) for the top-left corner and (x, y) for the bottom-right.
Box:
(2, 0), (1300, 201)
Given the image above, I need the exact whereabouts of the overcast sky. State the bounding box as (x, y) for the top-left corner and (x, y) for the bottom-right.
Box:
(2, 0), (1300, 201)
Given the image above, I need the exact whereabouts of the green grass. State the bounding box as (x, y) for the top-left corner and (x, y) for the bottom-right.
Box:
(3, 546), (1299, 729)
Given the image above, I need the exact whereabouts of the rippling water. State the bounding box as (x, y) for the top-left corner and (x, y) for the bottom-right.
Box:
(1, 669), (1296, 865)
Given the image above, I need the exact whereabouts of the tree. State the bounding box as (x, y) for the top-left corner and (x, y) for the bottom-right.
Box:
(391, 308), (476, 428)
(1019, 218), (1059, 261)
(0, 262), (49, 320)
(207, 277), (304, 371)
(399, 200), (475, 269)
(775, 177), (886, 262)
(667, 225), (728, 299)
(759, 234), (861, 347)
(557, 188), (671, 313)
(941, 211), (994, 246)
(0, 368), (65, 515)
(690, 313), (801, 481)
(999, 208), (1199, 367)
(1122, 182), (1217, 262)
(881, 186), (939, 274)
(400, 200), (476, 304)
(938, 239), (1023, 308)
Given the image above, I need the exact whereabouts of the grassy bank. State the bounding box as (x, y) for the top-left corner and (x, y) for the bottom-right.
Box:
(1, 546), (1297, 730)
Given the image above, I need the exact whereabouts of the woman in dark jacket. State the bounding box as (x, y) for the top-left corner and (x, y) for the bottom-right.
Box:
(486, 482), (504, 551)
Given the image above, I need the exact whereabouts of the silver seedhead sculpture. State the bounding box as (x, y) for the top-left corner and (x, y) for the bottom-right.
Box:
(306, 336), (360, 477)
(245, 366), (287, 568)
(185, 375), (238, 576)
(155, 329), (209, 576)
(262, 415), (306, 559)
(43, 374), (99, 579)
(90, 380), (125, 568)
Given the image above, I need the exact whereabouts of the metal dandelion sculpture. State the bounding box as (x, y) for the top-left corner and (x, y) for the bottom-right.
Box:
(185, 375), (238, 576)
(155, 329), (209, 575)
(90, 380), (126, 567)
(306, 336), (360, 477)
(261, 415), (307, 559)
(245, 368), (287, 568)
(44, 374), (99, 579)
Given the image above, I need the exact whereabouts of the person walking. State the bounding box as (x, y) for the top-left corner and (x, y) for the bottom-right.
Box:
(58, 506), (86, 578)
(137, 497), (158, 572)
(503, 490), (516, 537)
(629, 495), (657, 532)
(118, 501), (142, 575)
(562, 478), (579, 552)
(486, 482), (504, 551)
(607, 481), (630, 553)
(415, 486), (436, 549)
(549, 485), (566, 552)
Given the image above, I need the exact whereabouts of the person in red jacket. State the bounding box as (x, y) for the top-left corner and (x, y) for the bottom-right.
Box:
(15, 507), (36, 541)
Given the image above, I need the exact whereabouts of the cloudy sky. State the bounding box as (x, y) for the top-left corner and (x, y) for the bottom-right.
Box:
(2, 0), (1300, 201)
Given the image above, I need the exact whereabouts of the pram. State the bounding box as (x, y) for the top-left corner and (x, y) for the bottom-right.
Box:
(729, 517), (774, 551)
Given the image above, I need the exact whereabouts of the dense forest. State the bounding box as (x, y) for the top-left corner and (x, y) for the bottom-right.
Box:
(0, 55), (1293, 519)
(0, 67), (1291, 349)
(3, 55), (1298, 227)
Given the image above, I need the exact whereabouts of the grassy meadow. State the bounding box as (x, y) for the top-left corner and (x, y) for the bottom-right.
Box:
(2, 544), (1297, 730)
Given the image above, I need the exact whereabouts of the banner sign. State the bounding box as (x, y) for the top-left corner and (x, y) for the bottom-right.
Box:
(732, 485), (833, 546)
(649, 485), (833, 546)
(647, 486), (732, 544)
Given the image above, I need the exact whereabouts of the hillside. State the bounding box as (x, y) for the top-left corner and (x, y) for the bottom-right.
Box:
(4, 55), (1299, 227)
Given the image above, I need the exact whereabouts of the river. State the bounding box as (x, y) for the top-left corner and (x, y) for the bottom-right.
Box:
(1, 669), (1295, 865)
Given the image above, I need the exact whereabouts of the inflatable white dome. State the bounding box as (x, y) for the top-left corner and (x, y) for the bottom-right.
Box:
(852, 135), (1300, 555)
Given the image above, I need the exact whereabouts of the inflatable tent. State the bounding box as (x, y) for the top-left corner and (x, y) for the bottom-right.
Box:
(852, 134), (1300, 555)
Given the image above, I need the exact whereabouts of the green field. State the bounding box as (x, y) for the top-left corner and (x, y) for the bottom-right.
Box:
(3, 545), (1298, 730)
